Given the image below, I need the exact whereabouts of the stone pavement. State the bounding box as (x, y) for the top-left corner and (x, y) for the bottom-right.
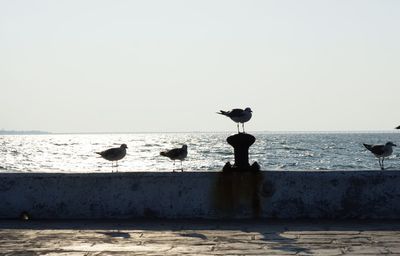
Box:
(1, 219), (400, 255)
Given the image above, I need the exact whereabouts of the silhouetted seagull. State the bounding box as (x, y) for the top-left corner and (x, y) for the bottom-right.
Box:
(363, 142), (396, 170)
(160, 144), (188, 171)
(96, 144), (127, 168)
(217, 107), (252, 133)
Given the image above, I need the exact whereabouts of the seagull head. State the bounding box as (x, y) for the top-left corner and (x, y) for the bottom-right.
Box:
(386, 142), (397, 147)
(120, 144), (128, 149)
(182, 144), (188, 150)
(244, 107), (252, 113)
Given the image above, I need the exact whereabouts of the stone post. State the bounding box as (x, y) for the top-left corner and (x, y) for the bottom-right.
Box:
(223, 133), (260, 172)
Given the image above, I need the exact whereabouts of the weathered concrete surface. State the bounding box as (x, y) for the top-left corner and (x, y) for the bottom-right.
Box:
(1, 171), (400, 219)
(2, 219), (400, 255)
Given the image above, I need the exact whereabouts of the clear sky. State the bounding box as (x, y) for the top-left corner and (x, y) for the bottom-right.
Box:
(1, 0), (399, 133)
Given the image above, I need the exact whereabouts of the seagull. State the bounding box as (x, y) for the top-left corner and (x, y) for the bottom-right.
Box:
(160, 144), (188, 171)
(363, 142), (396, 170)
(396, 125), (400, 129)
(217, 107), (252, 133)
(96, 144), (127, 168)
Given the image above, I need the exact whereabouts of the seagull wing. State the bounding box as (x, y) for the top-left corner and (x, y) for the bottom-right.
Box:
(364, 144), (385, 155)
(101, 148), (121, 158)
(161, 147), (187, 160)
(229, 109), (245, 117)
(166, 148), (182, 159)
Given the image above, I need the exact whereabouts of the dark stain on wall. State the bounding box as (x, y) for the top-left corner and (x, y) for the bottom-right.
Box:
(213, 171), (263, 218)
(261, 179), (275, 198)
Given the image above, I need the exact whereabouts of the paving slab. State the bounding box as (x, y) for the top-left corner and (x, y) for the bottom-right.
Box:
(1, 220), (400, 255)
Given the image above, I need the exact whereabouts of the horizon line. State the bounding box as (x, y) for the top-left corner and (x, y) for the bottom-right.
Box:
(2, 129), (400, 135)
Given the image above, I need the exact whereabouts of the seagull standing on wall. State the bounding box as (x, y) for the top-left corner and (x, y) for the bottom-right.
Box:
(363, 142), (396, 170)
(160, 144), (188, 171)
(96, 144), (128, 169)
(217, 107), (252, 133)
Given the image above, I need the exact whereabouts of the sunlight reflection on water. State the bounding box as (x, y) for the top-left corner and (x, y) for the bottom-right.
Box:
(1, 132), (400, 172)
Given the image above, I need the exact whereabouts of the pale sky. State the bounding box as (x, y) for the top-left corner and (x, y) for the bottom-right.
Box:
(1, 0), (399, 133)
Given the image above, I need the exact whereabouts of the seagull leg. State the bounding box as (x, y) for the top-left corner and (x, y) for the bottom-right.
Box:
(237, 123), (240, 133)
(378, 158), (382, 170)
(382, 157), (385, 170)
(242, 123), (245, 133)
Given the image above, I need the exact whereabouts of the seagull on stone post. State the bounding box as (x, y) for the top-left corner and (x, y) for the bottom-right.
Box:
(217, 107), (252, 133)
(363, 142), (396, 170)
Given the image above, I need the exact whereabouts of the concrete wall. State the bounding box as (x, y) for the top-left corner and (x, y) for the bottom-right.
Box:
(1, 171), (400, 219)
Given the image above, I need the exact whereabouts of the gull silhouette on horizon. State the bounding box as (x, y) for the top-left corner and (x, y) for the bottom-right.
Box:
(96, 144), (127, 169)
(217, 107), (252, 133)
(160, 144), (188, 171)
(363, 142), (396, 170)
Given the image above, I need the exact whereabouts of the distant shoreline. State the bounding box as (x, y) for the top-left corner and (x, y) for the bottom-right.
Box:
(0, 130), (51, 135)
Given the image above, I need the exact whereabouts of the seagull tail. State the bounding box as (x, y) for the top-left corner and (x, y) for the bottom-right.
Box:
(217, 110), (228, 116)
(160, 151), (167, 157)
(95, 152), (102, 155)
(363, 143), (373, 151)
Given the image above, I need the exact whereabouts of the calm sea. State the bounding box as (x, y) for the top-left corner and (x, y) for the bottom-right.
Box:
(1, 132), (400, 173)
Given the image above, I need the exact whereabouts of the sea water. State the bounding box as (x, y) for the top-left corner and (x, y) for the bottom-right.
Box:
(1, 132), (400, 173)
